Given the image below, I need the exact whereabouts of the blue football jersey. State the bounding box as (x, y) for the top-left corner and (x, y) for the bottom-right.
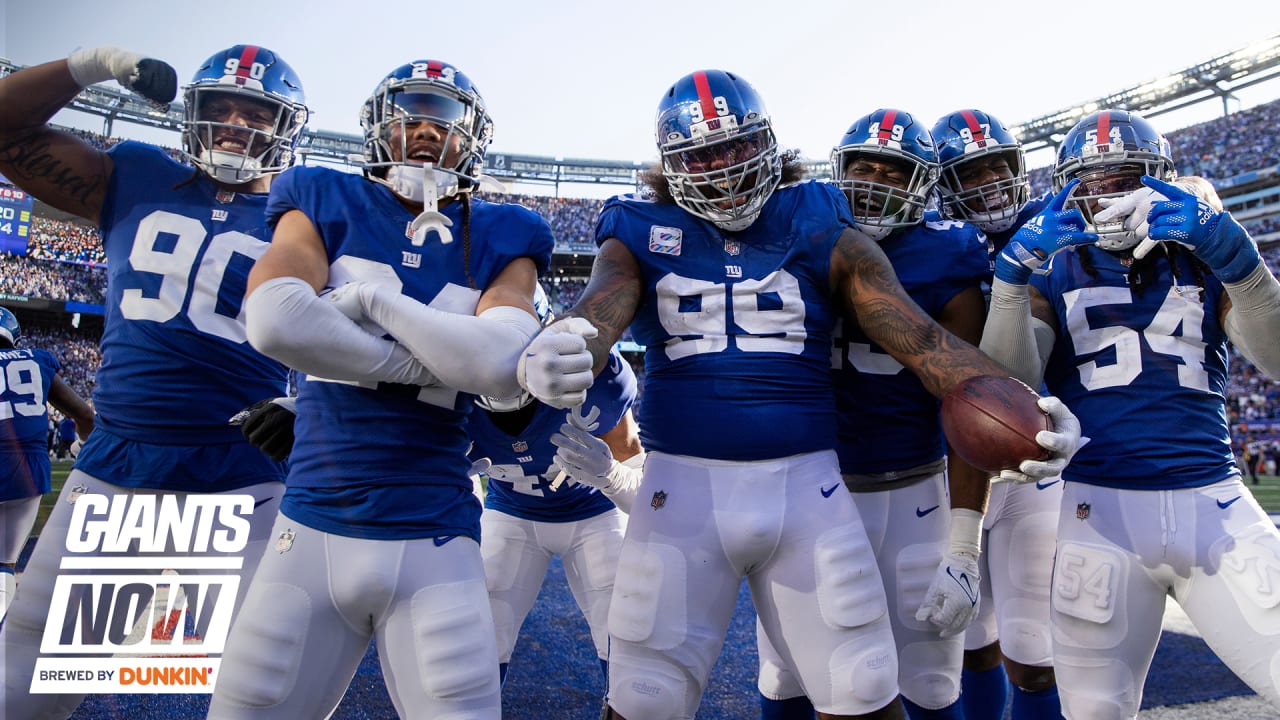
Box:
(475, 350), (637, 522)
(0, 347), (59, 500)
(266, 166), (554, 541)
(92, 142), (290, 444)
(833, 218), (989, 475)
(595, 181), (850, 461)
(1030, 247), (1235, 489)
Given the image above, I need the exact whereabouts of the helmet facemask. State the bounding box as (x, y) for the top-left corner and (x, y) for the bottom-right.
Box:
(659, 115), (781, 232)
(938, 149), (1030, 233)
(182, 76), (307, 185)
(832, 148), (936, 241)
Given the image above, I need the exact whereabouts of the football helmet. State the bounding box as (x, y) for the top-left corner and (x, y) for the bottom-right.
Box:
(1053, 110), (1176, 251)
(932, 109), (1030, 233)
(475, 282), (554, 414)
(0, 307), (19, 345)
(362, 60), (493, 202)
(181, 45), (308, 184)
(655, 70), (781, 232)
(831, 109), (938, 240)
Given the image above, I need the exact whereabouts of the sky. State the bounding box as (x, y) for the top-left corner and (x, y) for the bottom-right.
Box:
(4, 0), (1280, 192)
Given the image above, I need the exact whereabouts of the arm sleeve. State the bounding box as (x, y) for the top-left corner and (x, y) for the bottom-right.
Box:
(358, 284), (542, 398)
(600, 452), (646, 515)
(1223, 263), (1280, 379)
(979, 277), (1051, 388)
(244, 276), (436, 386)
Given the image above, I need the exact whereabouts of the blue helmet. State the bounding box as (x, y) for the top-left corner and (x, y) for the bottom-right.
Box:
(655, 70), (781, 232)
(181, 45), (308, 184)
(932, 109), (1030, 233)
(831, 109), (938, 240)
(1053, 110), (1176, 250)
(361, 60), (493, 199)
(0, 306), (19, 345)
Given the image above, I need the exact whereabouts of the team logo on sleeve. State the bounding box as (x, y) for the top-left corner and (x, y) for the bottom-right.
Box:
(650, 490), (668, 510)
(649, 226), (683, 256)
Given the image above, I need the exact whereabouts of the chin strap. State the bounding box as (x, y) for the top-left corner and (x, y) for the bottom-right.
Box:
(409, 163), (454, 246)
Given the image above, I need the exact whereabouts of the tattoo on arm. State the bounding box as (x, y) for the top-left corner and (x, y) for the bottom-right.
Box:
(0, 136), (105, 209)
(565, 245), (642, 369)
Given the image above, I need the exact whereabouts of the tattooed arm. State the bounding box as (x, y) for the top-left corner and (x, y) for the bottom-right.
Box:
(562, 237), (645, 374)
(0, 60), (112, 224)
(830, 227), (1008, 399)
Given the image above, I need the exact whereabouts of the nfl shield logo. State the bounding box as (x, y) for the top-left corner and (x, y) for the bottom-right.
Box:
(650, 490), (667, 510)
(512, 440), (528, 453)
(1076, 503), (1091, 520)
(66, 484), (88, 504)
(724, 239), (741, 256)
(215, 190), (236, 204)
(276, 528), (296, 553)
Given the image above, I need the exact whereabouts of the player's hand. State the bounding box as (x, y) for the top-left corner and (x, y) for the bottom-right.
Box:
(550, 422), (615, 489)
(66, 47), (177, 105)
(999, 395), (1082, 483)
(1130, 176), (1260, 283)
(995, 179), (1096, 285)
(916, 552), (981, 637)
(229, 397), (297, 462)
(69, 437), (85, 460)
(324, 281), (388, 334)
(517, 318), (598, 409)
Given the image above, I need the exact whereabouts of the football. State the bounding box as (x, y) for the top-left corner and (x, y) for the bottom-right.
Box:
(941, 375), (1053, 473)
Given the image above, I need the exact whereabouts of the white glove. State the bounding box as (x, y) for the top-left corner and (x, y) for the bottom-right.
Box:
(69, 437), (84, 460)
(915, 508), (983, 637)
(517, 318), (598, 409)
(999, 395), (1083, 483)
(1095, 186), (1168, 245)
(66, 47), (177, 104)
(550, 422), (644, 513)
(325, 282), (388, 335)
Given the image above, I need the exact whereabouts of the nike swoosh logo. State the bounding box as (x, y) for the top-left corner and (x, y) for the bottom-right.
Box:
(1218, 496), (1242, 509)
(820, 484), (839, 498)
(916, 505), (940, 518)
(1036, 479), (1061, 490)
(946, 566), (980, 606)
(253, 497), (275, 509)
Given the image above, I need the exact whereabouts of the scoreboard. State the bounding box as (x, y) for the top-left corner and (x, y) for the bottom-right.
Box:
(0, 185), (34, 255)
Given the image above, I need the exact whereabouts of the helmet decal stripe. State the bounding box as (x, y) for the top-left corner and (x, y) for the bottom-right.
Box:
(877, 109), (898, 139)
(426, 60), (444, 78)
(1095, 111), (1111, 146)
(959, 110), (985, 142)
(692, 71), (719, 127)
(235, 46), (260, 85)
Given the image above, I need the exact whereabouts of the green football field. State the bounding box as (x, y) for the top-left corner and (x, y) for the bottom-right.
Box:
(34, 460), (1280, 539)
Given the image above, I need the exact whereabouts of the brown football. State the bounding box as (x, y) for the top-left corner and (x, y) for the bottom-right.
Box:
(941, 375), (1053, 473)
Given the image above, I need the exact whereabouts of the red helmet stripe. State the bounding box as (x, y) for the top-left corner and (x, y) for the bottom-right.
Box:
(959, 110), (985, 142)
(1095, 111), (1111, 145)
(426, 60), (444, 78)
(235, 46), (260, 82)
(692, 71), (719, 126)
(878, 109), (898, 139)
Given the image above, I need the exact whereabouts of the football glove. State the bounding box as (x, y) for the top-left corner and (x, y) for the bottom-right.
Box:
(1132, 176), (1260, 283)
(995, 179), (1096, 285)
(916, 508), (983, 637)
(999, 395), (1083, 484)
(229, 397), (297, 462)
(66, 47), (177, 105)
(517, 318), (598, 409)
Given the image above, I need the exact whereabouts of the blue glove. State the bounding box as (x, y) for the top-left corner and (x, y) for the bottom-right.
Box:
(994, 179), (1097, 285)
(1138, 176), (1259, 283)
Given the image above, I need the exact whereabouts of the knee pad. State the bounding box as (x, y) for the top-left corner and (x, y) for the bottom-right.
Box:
(998, 601), (1054, 667)
(892, 541), (944, 627)
(1214, 523), (1280, 617)
(815, 525), (886, 629)
(757, 651), (805, 699)
(608, 541), (686, 649)
(411, 578), (500, 703)
(897, 637), (962, 708)
(828, 630), (900, 713)
(1059, 689), (1136, 720)
(214, 582), (311, 707)
(1052, 541), (1124, 636)
(607, 650), (692, 720)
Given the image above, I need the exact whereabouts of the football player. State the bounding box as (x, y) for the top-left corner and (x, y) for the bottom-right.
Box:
(980, 109), (1280, 718)
(932, 109), (1062, 720)
(206, 59), (553, 720)
(0, 308), (95, 623)
(516, 69), (1081, 720)
(755, 109), (991, 720)
(0, 44), (306, 717)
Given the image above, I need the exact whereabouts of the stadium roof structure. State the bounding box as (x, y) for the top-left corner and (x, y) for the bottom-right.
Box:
(3, 32), (1280, 186)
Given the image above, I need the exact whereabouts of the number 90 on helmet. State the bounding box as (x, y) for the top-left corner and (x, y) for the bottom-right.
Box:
(655, 70), (781, 232)
(1052, 109), (1176, 251)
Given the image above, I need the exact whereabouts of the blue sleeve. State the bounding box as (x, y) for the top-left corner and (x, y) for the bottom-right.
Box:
(582, 350), (638, 434)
